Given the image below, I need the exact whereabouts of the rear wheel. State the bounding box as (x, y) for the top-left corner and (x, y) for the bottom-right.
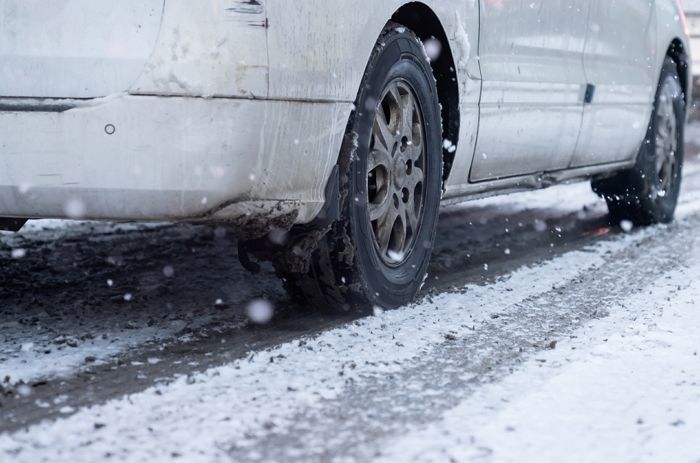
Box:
(593, 57), (685, 226)
(277, 25), (443, 311)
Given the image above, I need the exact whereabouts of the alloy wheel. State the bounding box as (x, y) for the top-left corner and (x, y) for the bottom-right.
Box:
(367, 79), (426, 265)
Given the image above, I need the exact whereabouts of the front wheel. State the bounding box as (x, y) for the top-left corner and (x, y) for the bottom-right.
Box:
(593, 57), (686, 226)
(277, 24), (443, 311)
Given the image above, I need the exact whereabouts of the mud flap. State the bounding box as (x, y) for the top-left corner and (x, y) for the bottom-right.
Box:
(237, 165), (341, 274)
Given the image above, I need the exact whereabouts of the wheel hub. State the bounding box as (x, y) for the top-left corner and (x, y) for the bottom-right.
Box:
(366, 79), (426, 265)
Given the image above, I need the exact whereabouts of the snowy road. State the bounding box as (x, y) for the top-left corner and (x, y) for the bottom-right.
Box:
(2, 126), (700, 462)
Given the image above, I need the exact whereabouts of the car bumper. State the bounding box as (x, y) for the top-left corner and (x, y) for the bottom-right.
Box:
(0, 94), (352, 236)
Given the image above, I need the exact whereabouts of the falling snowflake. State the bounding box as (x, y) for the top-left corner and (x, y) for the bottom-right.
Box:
(246, 299), (274, 325)
(11, 248), (26, 259)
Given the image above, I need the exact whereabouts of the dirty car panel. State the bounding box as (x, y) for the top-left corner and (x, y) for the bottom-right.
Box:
(0, 0), (692, 241)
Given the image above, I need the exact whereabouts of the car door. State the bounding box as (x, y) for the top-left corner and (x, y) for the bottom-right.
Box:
(470, 0), (590, 181)
(569, 0), (655, 167)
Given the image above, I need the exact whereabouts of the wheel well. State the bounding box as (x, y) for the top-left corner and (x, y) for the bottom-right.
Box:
(391, 3), (460, 185)
(667, 39), (690, 104)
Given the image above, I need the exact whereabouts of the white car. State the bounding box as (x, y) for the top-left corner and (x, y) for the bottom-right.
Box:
(0, 1), (691, 310)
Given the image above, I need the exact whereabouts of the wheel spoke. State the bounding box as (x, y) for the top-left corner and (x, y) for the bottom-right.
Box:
(404, 196), (420, 232)
(400, 93), (415, 139)
(387, 84), (403, 115)
(377, 206), (399, 256)
(407, 166), (424, 190)
(393, 206), (407, 256)
(373, 110), (395, 152)
(369, 188), (392, 221)
(369, 148), (391, 172)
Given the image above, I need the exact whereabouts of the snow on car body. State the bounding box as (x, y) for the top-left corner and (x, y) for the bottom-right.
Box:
(0, 0), (692, 309)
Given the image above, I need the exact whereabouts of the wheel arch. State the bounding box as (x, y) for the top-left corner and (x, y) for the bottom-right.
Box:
(390, 2), (461, 185)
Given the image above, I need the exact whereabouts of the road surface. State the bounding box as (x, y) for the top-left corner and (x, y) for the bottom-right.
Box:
(2, 125), (700, 462)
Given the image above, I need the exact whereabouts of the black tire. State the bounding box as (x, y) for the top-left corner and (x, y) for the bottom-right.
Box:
(592, 57), (685, 226)
(278, 24), (443, 311)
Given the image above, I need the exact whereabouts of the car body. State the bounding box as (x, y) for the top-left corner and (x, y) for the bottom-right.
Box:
(0, 1), (692, 309)
(0, 0), (690, 232)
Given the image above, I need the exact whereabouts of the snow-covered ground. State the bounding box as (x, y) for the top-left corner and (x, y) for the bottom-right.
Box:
(2, 129), (700, 462)
(3, 202), (700, 462)
(0, 232), (653, 461)
(380, 268), (700, 463)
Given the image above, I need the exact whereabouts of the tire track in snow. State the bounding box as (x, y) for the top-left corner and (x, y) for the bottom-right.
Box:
(377, 268), (700, 463)
(222, 213), (700, 462)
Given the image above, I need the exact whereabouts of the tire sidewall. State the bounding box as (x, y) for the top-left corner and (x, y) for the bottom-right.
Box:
(348, 30), (442, 308)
